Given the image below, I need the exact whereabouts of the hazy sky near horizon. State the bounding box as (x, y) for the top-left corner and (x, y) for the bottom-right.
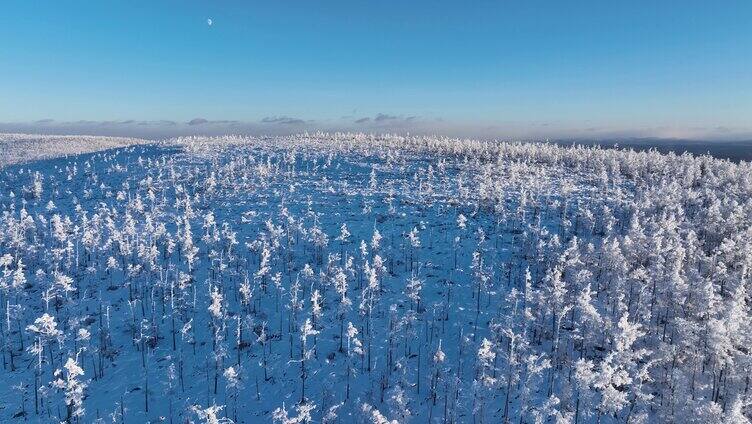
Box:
(1, 1), (750, 140)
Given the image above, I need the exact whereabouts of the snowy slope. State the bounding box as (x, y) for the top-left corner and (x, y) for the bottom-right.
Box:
(0, 133), (148, 168)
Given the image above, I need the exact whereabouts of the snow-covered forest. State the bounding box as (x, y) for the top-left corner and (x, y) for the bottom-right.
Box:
(0, 133), (750, 423)
(0, 134), (146, 168)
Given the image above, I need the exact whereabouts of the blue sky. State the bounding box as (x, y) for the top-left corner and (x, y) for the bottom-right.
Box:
(1, 0), (750, 139)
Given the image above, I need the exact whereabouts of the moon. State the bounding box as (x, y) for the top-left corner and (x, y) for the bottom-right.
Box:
(207, 18), (213, 26)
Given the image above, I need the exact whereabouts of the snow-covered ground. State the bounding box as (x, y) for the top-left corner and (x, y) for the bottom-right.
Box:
(0, 133), (148, 168)
(0, 134), (750, 423)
